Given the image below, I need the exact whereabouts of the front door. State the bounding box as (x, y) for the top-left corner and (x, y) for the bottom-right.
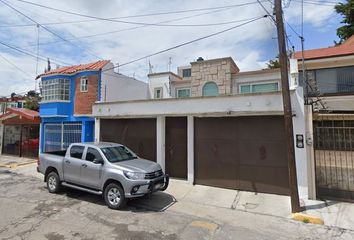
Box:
(63, 145), (84, 185)
(165, 117), (188, 179)
(81, 147), (103, 189)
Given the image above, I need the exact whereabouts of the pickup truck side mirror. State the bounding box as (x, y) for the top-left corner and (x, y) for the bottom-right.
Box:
(93, 158), (104, 164)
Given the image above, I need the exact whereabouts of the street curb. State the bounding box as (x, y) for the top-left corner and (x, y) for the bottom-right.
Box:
(0, 161), (36, 169)
(292, 213), (324, 225)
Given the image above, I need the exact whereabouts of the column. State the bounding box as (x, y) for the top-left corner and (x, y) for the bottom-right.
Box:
(94, 118), (100, 143)
(305, 105), (316, 199)
(187, 115), (194, 184)
(156, 116), (166, 172)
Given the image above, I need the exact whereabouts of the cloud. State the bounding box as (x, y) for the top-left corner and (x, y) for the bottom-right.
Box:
(0, 0), (338, 96)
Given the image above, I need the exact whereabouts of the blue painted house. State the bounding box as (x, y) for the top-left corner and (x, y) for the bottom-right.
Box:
(37, 60), (149, 153)
(37, 60), (109, 153)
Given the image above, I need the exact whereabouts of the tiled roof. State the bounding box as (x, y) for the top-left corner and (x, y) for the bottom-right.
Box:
(36, 60), (110, 79)
(0, 108), (39, 122)
(8, 108), (39, 119)
(294, 35), (354, 60)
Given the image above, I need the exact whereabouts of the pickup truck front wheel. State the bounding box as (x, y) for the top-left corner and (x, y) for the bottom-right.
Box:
(104, 183), (126, 210)
(46, 172), (61, 193)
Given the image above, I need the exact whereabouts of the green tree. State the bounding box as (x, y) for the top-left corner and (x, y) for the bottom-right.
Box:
(335, 0), (354, 44)
(266, 58), (280, 69)
(24, 90), (40, 111)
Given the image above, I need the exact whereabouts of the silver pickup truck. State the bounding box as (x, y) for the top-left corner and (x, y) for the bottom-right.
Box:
(37, 142), (169, 209)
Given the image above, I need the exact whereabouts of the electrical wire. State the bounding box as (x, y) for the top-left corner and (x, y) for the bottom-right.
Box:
(0, 52), (32, 77)
(21, 14), (263, 48)
(102, 15), (267, 71)
(0, 40), (72, 66)
(0, 0), (103, 60)
(10, 0), (265, 27)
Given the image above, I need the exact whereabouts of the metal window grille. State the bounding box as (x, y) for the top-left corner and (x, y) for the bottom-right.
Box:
(44, 123), (82, 152)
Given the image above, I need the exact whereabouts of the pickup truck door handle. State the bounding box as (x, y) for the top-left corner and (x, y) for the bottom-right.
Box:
(65, 160), (70, 164)
(82, 163), (87, 167)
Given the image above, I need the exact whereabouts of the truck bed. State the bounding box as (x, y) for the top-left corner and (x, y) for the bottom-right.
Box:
(43, 150), (66, 156)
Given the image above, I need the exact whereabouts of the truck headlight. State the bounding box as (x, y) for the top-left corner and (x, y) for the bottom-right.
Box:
(123, 171), (145, 180)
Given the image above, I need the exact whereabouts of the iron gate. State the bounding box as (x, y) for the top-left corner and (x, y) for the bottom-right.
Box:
(44, 123), (82, 152)
(314, 118), (354, 201)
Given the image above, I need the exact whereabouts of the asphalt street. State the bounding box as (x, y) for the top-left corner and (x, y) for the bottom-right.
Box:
(0, 168), (353, 240)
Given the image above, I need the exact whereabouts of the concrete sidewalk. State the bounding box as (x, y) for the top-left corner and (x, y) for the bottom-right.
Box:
(6, 162), (354, 232)
(135, 179), (354, 231)
(0, 155), (36, 168)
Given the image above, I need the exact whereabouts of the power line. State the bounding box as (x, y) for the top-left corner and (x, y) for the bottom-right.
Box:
(0, 0), (103, 60)
(0, 52), (32, 77)
(11, 0), (265, 26)
(293, 0), (338, 6)
(103, 16), (267, 71)
(0, 40), (71, 66)
(3, 0), (266, 28)
(21, 15), (263, 48)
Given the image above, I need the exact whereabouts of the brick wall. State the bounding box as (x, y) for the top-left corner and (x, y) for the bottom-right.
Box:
(74, 74), (98, 115)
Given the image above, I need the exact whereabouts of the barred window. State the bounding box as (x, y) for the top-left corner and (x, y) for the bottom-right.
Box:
(41, 79), (70, 101)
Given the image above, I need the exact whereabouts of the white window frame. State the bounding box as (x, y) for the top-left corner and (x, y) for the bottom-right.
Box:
(239, 81), (279, 93)
(154, 87), (163, 99)
(176, 87), (191, 98)
(80, 77), (88, 92)
(41, 78), (70, 102)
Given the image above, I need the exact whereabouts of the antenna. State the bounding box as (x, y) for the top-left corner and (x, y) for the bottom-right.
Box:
(148, 61), (154, 74)
(168, 57), (172, 72)
(34, 24), (40, 93)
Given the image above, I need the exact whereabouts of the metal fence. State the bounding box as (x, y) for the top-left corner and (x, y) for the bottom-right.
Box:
(314, 119), (354, 201)
(44, 123), (82, 152)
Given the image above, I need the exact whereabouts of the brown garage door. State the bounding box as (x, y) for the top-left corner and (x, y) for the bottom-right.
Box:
(100, 118), (156, 161)
(194, 116), (289, 195)
(165, 117), (187, 179)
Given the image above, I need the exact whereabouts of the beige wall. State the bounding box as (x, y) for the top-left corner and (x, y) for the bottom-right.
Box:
(189, 57), (239, 97)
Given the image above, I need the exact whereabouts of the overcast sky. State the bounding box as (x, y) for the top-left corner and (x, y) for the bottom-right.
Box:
(0, 0), (342, 96)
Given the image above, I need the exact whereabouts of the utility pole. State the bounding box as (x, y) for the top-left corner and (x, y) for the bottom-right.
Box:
(274, 0), (301, 213)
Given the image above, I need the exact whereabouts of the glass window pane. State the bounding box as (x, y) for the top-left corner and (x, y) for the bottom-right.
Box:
(182, 69), (191, 77)
(177, 89), (191, 98)
(202, 82), (219, 96)
(240, 85), (251, 93)
(252, 83), (278, 93)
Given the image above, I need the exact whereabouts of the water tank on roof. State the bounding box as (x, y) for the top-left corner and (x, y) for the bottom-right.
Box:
(196, 57), (204, 62)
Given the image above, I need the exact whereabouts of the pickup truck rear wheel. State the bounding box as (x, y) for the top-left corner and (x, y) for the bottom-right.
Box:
(46, 172), (61, 193)
(104, 183), (126, 210)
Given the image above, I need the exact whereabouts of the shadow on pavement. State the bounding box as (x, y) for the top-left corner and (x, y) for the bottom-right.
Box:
(59, 187), (177, 212)
(304, 200), (338, 211)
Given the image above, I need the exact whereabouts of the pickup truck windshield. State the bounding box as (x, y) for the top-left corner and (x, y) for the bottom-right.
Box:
(101, 146), (138, 163)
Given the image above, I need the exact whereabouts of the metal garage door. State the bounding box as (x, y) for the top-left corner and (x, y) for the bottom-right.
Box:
(100, 118), (156, 161)
(194, 116), (289, 195)
(165, 117), (187, 179)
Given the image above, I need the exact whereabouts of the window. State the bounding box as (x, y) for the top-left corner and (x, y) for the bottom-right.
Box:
(85, 147), (103, 162)
(176, 88), (191, 98)
(70, 145), (84, 159)
(44, 123), (82, 152)
(80, 77), (88, 92)
(202, 82), (219, 96)
(299, 66), (354, 95)
(41, 79), (70, 101)
(154, 88), (162, 99)
(101, 146), (138, 163)
(182, 68), (192, 77)
(239, 82), (278, 93)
